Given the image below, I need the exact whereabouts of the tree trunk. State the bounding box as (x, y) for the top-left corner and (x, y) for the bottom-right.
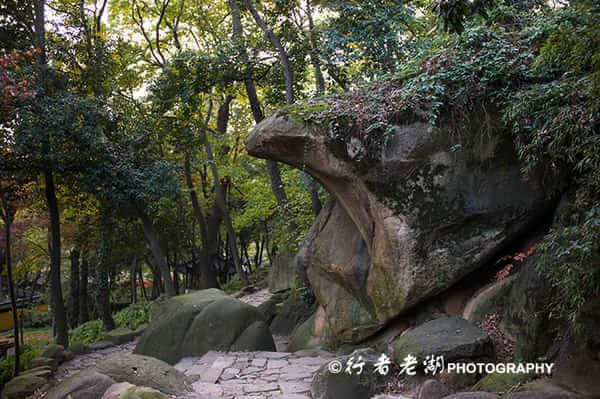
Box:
(202, 100), (248, 286)
(2, 203), (19, 377)
(79, 256), (89, 323)
(183, 153), (219, 288)
(44, 169), (69, 347)
(228, 0), (299, 235)
(242, 0), (294, 104)
(306, 0), (325, 94)
(139, 268), (147, 300)
(241, 0), (322, 219)
(95, 267), (115, 331)
(130, 256), (137, 304)
(136, 207), (175, 297)
(69, 249), (80, 328)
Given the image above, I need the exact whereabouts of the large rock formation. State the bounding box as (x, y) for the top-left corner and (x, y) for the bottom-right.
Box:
(134, 289), (275, 364)
(245, 111), (560, 346)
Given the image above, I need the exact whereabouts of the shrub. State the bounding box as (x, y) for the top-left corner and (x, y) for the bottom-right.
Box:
(114, 303), (152, 330)
(69, 320), (105, 345)
(0, 344), (39, 390)
(22, 310), (52, 329)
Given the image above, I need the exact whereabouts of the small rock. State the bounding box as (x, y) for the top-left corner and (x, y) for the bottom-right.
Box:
(88, 341), (115, 351)
(45, 369), (116, 399)
(41, 344), (65, 362)
(440, 393), (499, 399)
(101, 382), (167, 399)
(418, 379), (450, 399)
(30, 357), (58, 371)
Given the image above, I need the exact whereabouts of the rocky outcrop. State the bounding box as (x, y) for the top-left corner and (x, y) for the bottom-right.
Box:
(245, 112), (560, 346)
(134, 289), (275, 364)
(311, 348), (391, 399)
(392, 316), (492, 364)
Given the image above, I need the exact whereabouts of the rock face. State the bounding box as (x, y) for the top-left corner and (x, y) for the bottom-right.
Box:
(311, 348), (391, 399)
(134, 289), (275, 364)
(392, 316), (492, 364)
(245, 112), (560, 346)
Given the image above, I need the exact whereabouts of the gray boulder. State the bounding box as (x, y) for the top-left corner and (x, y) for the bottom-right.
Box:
(1, 374), (47, 399)
(96, 353), (190, 395)
(392, 316), (493, 364)
(45, 369), (116, 399)
(311, 348), (391, 399)
(134, 289), (275, 364)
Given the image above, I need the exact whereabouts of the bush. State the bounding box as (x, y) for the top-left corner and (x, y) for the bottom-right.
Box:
(114, 303), (151, 330)
(22, 310), (52, 329)
(69, 320), (105, 345)
(0, 344), (39, 390)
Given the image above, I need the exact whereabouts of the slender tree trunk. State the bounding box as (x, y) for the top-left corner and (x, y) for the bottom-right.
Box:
(202, 100), (248, 286)
(241, 0), (322, 218)
(228, 0), (299, 235)
(183, 153), (219, 288)
(136, 207), (175, 297)
(130, 256), (137, 304)
(242, 0), (294, 104)
(79, 256), (89, 323)
(2, 203), (19, 377)
(44, 169), (69, 347)
(139, 268), (147, 300)
(95, 267), (115, 331)
(306, 0), (325, 94)
(69, 249), (80, 328)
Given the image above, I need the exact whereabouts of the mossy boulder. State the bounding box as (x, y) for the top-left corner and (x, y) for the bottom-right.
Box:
(104, 327), (139, 345)
(230, 321), (275, 352)
(134, 289), (274, 364)
(270, 292), (316, 335)
(21, 366), (53, 380)
(472, 372), (533, 394)
(30, 356), (58, 371)
(311, 348), (391, 399)
(392, 316), (492, 364)
(45, 369), (116, 399)
(503, 378), (577, 398)
(1, 374), (47, 399)
(101, 382), (167, 399)
(95, 353), (190, 395)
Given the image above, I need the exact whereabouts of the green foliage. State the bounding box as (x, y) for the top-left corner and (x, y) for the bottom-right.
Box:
(0, 344), (39, 389)
(321, 0), (417, 76)
(221, 274), (247, 295)
(113, 303), (152, 330)
(69, 302), (153, 344)
(22, 310), (52, 329)
(69, 320), (105, 345)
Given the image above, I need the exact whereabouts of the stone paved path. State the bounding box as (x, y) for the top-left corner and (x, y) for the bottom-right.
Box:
(175, 350), (334, 399)
(237, 288), (273, 307)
